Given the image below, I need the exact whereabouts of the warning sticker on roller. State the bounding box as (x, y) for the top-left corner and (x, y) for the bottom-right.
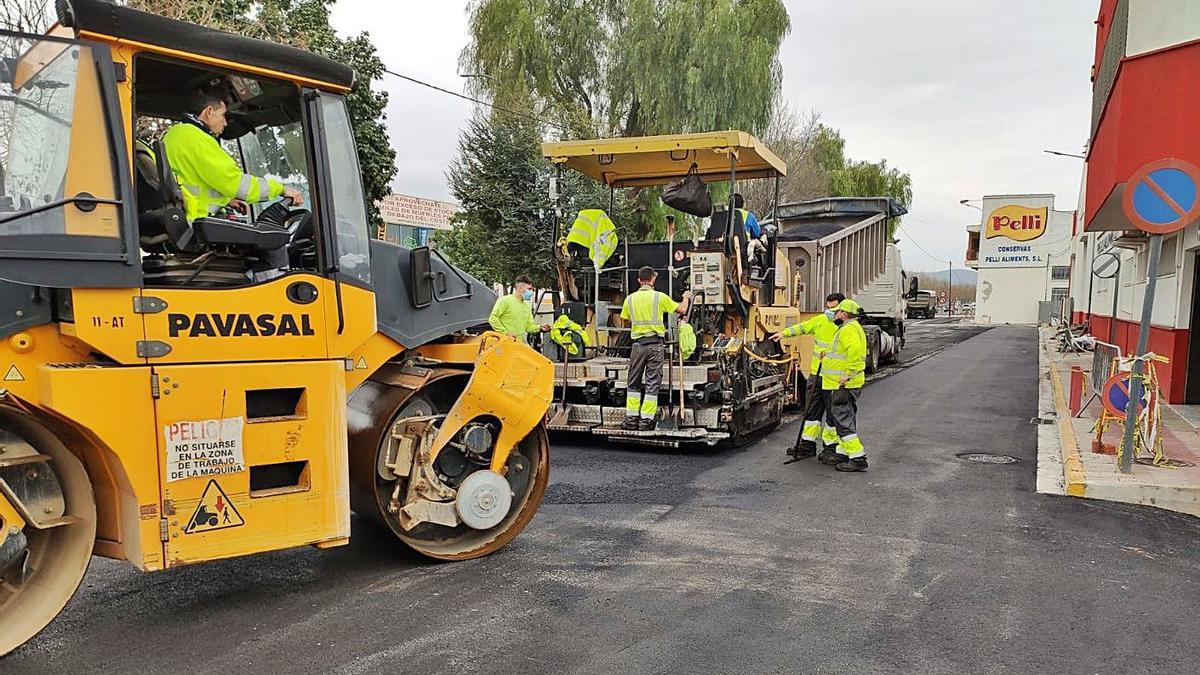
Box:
(184, 480), (244, 534)
(164, 417), (245, 483)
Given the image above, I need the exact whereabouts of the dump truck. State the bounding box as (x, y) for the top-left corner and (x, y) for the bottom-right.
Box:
(0, 1), (553, 655)
(774, 198), (911, 373)
(906, 290), (937, 319)
(539, 132), (812, 447)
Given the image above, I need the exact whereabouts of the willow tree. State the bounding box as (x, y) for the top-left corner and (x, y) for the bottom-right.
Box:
(461, 0), (791, 137)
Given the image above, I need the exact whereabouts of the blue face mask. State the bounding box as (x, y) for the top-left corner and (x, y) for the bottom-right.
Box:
(824, 308), (837, 321)
(522, 289), (534, 301)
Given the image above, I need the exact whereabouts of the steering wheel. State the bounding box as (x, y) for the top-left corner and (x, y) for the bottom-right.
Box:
(285, 209), (316, 269)
(256, 196), (298, 229)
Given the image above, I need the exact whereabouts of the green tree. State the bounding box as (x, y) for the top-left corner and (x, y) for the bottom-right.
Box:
(129, 0), (397, 225)
(462, 0), (790, 137)
(459, 0), (791, 247)
(437, 111), (557, 287)
(438, 109), (638, 287)
(828, 158), (913, 236)
(740, 106), (914, 235)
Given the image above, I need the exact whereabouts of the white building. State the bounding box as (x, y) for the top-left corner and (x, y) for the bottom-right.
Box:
(1066, 0), (1200, 405)
(964, 194), (1074, 325)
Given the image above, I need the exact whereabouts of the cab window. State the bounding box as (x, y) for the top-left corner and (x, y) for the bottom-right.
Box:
(1, 32), (124, 243)
(132, 55), (319, 287)
(235, 121), (311, 215)
(319, 95), (371, 286)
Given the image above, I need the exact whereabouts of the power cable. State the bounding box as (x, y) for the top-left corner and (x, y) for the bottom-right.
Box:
(894, 220), (952, 265)
(381, 68), (568, 132)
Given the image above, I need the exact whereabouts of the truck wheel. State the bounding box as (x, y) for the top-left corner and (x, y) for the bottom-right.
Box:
(866, 342), (880, 374)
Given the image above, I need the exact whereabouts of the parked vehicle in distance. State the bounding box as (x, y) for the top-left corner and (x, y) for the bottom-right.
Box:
(906, 290), (937, 319)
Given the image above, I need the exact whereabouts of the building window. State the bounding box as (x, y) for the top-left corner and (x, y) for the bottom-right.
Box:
(1050, 288), (1069, 302)
(1050, 265), (1070, 280)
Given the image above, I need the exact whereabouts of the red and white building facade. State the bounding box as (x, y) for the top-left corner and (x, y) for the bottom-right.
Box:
(1070, 0), (1200, 404)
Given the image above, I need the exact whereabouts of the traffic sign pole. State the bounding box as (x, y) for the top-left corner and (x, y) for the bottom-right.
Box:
(1119, 234), (1161, 473)
(1109, 257), (1121, 345)
(1115, 158), (1200, 473)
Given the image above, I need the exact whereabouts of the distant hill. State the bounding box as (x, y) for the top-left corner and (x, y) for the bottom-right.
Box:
(911, 268), (977, 285)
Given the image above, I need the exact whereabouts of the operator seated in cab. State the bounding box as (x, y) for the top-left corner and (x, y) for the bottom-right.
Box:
(162, 83), (305, 279)
(704, 193), (768, 276)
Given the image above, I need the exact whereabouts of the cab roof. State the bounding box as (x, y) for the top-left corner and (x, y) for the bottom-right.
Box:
(541, 130), (787, 188)
(57, 0), (355, 91)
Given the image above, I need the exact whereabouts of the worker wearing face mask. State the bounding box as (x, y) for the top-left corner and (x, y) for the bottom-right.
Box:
(771, 292), (846, 462)
(821, 299), (870, 472)
(489, 274), (551, 343)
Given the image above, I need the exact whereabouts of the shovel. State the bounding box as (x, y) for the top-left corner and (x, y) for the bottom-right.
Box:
(658, 332), (685, 431)
(547, 329), (573, 427)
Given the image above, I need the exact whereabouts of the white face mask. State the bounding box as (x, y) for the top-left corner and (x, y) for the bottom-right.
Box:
(824, 308), (837, 321)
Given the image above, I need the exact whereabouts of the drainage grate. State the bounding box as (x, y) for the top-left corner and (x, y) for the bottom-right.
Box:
(1030, 417), (1056, 425)
(1135, 457), (1196, 468)
(957, 452), (1020, 464)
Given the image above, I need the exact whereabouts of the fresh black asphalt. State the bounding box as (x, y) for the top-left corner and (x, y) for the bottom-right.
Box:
(7, 324), (1200, 674)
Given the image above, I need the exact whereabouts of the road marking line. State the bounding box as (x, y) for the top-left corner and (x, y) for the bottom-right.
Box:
(1046, 351), (1087, 497)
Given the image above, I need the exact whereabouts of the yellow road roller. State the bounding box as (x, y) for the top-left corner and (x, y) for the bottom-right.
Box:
(0, 0), (553, 654)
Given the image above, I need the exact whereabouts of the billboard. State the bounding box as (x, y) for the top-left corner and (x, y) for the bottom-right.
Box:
(376, 194), (458, 230)
(978, 196), (1055, 269)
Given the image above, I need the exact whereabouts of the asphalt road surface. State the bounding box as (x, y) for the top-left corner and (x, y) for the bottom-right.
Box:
(8, 323), (1200, 674)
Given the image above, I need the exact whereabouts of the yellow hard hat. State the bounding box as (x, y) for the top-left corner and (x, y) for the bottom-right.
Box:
(837, 299), (862, 314)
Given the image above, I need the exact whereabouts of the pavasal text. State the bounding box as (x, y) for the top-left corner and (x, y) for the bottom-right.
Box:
(167, 313), (316, 338)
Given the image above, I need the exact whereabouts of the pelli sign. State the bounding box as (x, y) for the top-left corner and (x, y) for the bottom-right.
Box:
(985, 205), (1048, 242)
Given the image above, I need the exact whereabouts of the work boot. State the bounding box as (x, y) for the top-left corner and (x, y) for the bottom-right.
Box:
(818, 449), (846, 465)
(789, 440), (817, 460)
(638, 417), (657, 431)
(835, 457), (869, 472)
(621, 416), (640, 431)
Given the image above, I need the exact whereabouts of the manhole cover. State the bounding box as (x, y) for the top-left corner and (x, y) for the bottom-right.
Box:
(957, 452), (1020, 464)
(1135, 457), (1196, 468)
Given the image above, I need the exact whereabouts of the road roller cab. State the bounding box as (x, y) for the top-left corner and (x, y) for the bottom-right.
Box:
(0, 0), (553, 656)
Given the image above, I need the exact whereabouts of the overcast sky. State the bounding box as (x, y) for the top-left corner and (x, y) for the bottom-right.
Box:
(330, 0), (1097, 272)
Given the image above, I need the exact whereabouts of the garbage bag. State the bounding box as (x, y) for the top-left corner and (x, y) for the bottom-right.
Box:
(662, 163), (713, 218)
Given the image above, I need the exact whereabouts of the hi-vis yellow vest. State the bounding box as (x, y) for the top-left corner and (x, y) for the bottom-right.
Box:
(162, 122), (284, 222)
(567, 209), (619, 268)
(821, 320), (867, 390)
(782, 313), (840, 376)
(551, 314), (592, 355)
(621, 286), (678, 339)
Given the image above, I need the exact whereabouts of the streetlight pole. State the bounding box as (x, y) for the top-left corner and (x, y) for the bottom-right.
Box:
(948, 260), (953, 317)
(1044, 149), (1087, 159)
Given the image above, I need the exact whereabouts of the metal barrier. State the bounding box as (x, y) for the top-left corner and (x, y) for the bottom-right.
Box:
(1091, 341), (1120, 396)
(1075, 340), (1121, 417)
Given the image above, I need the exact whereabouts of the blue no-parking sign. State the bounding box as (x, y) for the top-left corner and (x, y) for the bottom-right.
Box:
(1101, 371), (1149, 420)
(1123, 159), (1200, 234)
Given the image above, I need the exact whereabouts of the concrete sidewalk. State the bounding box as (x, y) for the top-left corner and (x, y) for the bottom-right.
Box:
(1038, 328), (1200, 517)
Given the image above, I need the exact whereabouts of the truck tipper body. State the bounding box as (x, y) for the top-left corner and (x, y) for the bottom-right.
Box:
(774, 198), (910, 372)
